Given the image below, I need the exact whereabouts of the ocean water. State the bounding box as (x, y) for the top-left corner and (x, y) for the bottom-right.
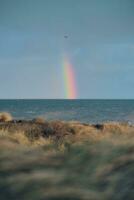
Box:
(0, 99), (134, 123)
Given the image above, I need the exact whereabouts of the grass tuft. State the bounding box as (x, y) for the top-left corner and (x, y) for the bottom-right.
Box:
(33, 116), (46, 124)
(0, 112), (13, 122)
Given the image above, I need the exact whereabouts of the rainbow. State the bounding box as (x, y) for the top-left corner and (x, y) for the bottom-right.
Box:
(63, 56), (77, 99)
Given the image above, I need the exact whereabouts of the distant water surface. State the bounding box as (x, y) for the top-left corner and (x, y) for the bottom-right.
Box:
(0, 100), (134, 123)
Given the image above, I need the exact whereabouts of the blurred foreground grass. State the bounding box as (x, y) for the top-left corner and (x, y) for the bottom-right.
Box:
(0, 118), (134, 200)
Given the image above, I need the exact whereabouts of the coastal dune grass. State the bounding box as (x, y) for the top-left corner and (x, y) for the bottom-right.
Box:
(0, 112), (13, 122)
(0, 134), (134, 200)
(0, 113), (134, 199)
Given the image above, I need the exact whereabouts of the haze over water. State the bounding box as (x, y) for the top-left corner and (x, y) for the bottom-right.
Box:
(0, 99), (134, 123)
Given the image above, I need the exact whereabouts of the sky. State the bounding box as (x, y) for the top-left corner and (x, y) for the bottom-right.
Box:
(0, 0), (134, 99)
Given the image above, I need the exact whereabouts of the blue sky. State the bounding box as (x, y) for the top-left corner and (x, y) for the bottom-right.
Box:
(0, 0), (134, 99)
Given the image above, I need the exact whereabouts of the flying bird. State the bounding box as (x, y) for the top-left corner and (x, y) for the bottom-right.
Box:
(64, 35), (68, 39)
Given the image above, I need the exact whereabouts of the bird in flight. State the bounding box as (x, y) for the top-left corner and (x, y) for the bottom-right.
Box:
(64, 35), (68, 39)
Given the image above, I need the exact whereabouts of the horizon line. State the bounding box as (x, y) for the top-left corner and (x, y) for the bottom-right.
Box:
(0, 98), (134, 100)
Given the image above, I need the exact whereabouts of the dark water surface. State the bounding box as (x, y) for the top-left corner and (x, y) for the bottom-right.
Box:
(0, 99), (134, 123)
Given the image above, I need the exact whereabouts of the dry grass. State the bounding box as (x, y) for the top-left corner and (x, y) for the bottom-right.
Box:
(0, 120), (134, 145)
(33, 116), (46, 124)
(0, 134), (133, 200)
(0, 112), (13, 122)
(0, 118), (134, 199)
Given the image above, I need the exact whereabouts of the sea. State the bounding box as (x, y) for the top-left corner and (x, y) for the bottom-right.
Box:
(0, 99), (134, 124)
